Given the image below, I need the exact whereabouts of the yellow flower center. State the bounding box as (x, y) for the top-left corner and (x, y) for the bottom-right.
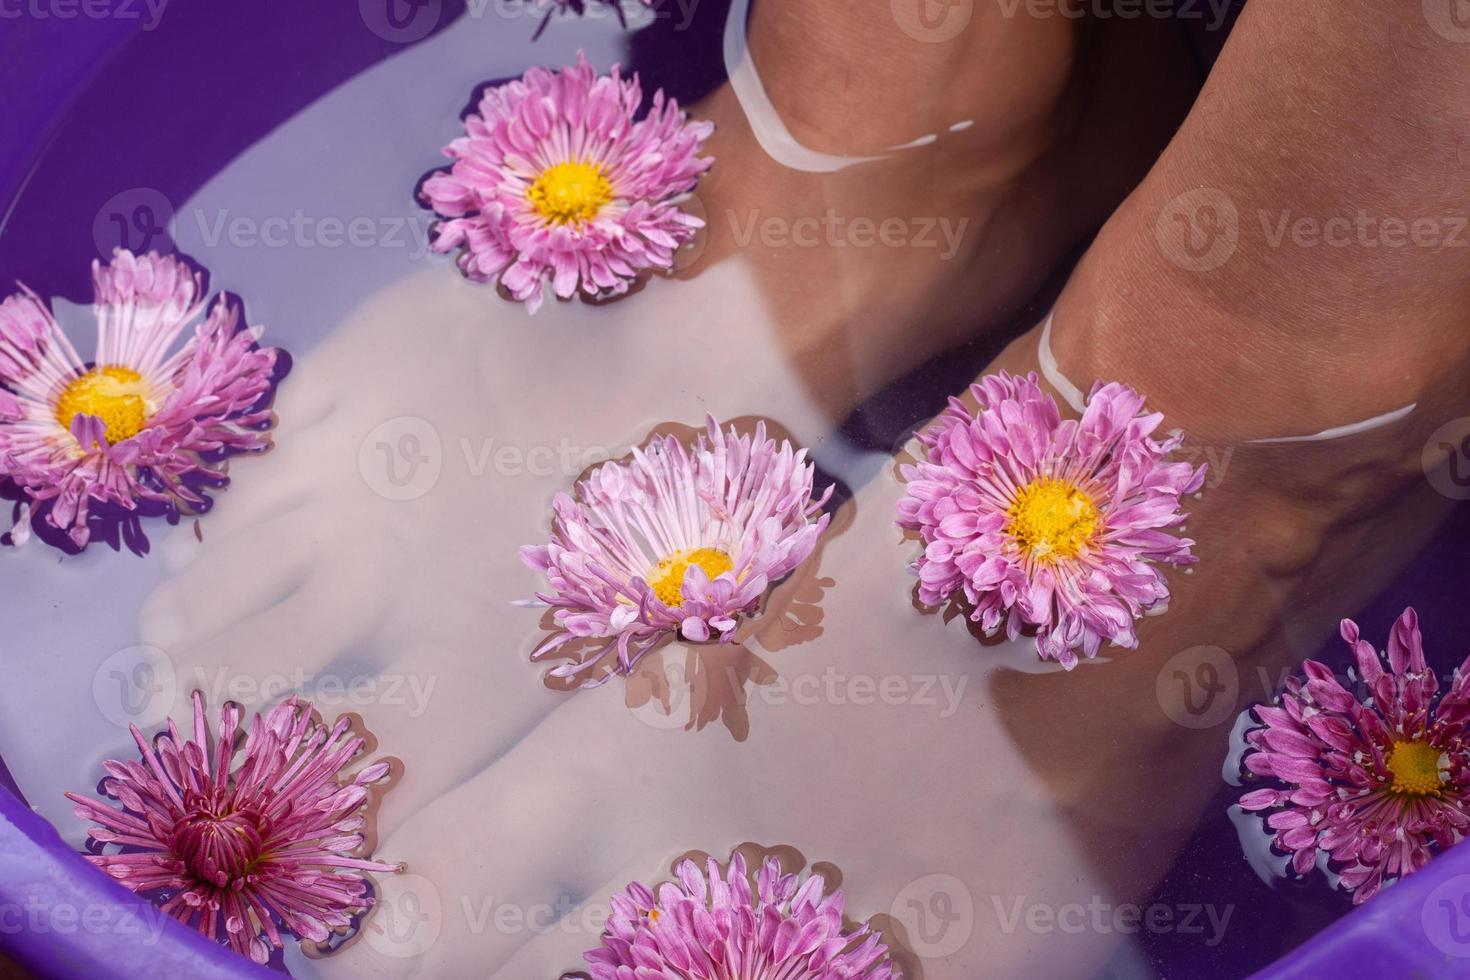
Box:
(526, 161), (614, 226)
(648, 548), (734, 608)
(54, 366), (151, 445)
(1006, 477), (1102, 563)
(1386, 739), (1443, 797)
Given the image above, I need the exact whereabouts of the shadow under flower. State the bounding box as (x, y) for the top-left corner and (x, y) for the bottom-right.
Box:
(621, 641), (776, 741)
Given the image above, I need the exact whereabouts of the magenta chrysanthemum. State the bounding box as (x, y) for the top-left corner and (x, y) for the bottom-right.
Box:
(420, 51), (713, 313)
(1240, 608), (1470, 904)
(0, 249), (280, 550)
(66, 692), (401, 964)
(522, 417), (832, 686)
(896, 371), (1204, 669)
(577, 852), (899, 980)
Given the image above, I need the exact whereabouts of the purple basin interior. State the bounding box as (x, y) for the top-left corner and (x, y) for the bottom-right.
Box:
(0, 784), (270, 978)
(2, 2), (1467, 977)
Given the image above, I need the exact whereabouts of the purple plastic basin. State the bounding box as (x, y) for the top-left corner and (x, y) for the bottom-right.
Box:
(0, 784), (270, 978)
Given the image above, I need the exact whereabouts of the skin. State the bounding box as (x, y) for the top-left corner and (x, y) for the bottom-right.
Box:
(689, 0), (1198, 417)
(132, 0), (1470, 977)
(1047, 0), (1470, 453)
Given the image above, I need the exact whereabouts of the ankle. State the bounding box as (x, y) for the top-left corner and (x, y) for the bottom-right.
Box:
(1052, 238), (1464, 428)
(740, 0), (1076, 157)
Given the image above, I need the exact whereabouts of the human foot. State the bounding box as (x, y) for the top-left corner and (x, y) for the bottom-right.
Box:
(932, 0), (1470, 908)
(672, 0), (1201, 420)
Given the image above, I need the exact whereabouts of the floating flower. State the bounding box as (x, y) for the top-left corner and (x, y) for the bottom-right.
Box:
(66, 692), (401, 964)
(1239, 608), (1470, 904)
(0, 250), (280, 551)
(420, 52), (713, 313)
(896, 371), (1204, 669)
(576, 852), (898, 980)
(522, 417), (832, 686)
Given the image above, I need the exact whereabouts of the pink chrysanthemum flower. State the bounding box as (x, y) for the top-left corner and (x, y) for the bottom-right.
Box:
(420, 51), (713, 313)
(575, 852), (899, 980)
(522, 417), (832, 686)
(66, 692), (402, 964)
(896, 371), (1204, 669)
(0, 249), (280, 550)
(1240, 608), (1470, 904)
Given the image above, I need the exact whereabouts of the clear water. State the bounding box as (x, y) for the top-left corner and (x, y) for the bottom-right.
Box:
(3, 4), (1466, 978)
